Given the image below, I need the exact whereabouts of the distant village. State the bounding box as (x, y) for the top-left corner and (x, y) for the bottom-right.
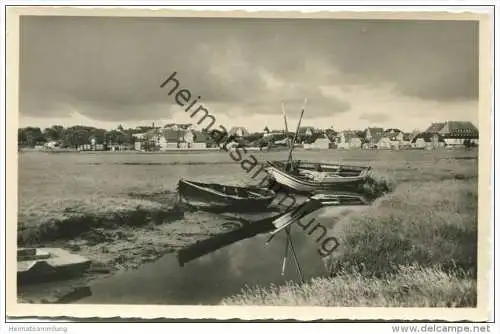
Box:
(18, 120), (479, 152)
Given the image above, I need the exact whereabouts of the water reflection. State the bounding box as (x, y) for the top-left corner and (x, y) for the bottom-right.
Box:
(76, 227), (328, 305)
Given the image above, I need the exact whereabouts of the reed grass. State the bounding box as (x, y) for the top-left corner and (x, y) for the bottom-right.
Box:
(222, 150), (478, 307)
(325, 179), (478, 278)
(222, 265), (476, 307)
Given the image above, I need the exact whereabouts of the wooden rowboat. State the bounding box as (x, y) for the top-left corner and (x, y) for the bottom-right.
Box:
(264, 160), (371, 193)
(177, 179), (276, 213)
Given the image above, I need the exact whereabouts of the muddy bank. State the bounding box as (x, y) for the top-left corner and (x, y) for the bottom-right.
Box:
(17, 191), (281, 303)
(17, 191), (184, 245)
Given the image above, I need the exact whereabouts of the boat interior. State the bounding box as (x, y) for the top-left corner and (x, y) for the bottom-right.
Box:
(187, 181), (272, 199)
(271, 161), (367, 178)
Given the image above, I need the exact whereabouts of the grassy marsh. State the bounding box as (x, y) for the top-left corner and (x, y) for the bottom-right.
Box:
(17, 149), (479, 306)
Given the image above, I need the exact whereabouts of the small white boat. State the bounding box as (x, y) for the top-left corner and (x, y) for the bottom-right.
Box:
(17, 248), (91, 284)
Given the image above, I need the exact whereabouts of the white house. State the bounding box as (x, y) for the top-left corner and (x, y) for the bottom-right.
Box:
(229, 127), (249, 137)
(376, 137), (393, 149)
(337, 131), (362, 149)
(412, 138), (427, 149)
(303, 135), (331, 150)
(349, 137), (363, 149)
(312, 136), (331, 149)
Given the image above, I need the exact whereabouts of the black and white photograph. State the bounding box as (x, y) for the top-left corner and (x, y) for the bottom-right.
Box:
(5, 6), (493, 321)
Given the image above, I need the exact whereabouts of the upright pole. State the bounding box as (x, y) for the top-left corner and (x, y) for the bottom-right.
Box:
(281, 101), (291, 276)
(281, 99), (307, 280)
(286, 98), (307, 167)
(282, 101), (290, 149)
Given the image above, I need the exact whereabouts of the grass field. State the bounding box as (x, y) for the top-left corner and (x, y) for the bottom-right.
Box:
(17, 148), (478, 306)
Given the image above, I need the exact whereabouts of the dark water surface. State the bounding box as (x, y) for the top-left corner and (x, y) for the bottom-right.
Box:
(76, 227), (329, 305)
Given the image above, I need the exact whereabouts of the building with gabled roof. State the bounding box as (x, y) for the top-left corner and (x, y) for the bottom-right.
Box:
(337, 130), (362, 149)
(382, 128), (404, 141)
(425, 121), (478, 136)
(425, 122), (446, 133)
(424, 121), (478, 146)
(365, 127), (384, 140)
(411, 132), (446, 150)
(363, 132), (384, 149)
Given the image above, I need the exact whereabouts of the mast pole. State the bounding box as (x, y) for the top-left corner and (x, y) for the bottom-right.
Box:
(280, 99), (307, 280)
(282, 101), (290, 149)
(280, 101), (290, 276)
(286, 98), (307, 167)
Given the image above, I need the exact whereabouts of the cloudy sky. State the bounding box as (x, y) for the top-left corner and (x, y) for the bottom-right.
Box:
(19, 16), (478, 132)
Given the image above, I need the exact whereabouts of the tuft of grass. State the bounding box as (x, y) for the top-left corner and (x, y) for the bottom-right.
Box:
(358, 170), (396, 200)
(222, 265), (476, 307)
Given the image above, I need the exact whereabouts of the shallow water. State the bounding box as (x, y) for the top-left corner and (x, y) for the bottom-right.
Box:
(75, 226), (328, 305)
(73, 205), (365, 305)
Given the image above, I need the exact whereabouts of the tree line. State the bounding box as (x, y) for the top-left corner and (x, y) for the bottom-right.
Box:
(18, 124), (342, 149)
(17, 125), (148, 148)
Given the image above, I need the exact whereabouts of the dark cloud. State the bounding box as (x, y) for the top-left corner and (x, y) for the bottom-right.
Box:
(19, 16), (478, 121)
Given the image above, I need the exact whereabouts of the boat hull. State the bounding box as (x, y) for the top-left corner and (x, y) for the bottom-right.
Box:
(310, 192), (370, 206)
(265, 161), (370, 193)
(178, 179), (275, 213)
